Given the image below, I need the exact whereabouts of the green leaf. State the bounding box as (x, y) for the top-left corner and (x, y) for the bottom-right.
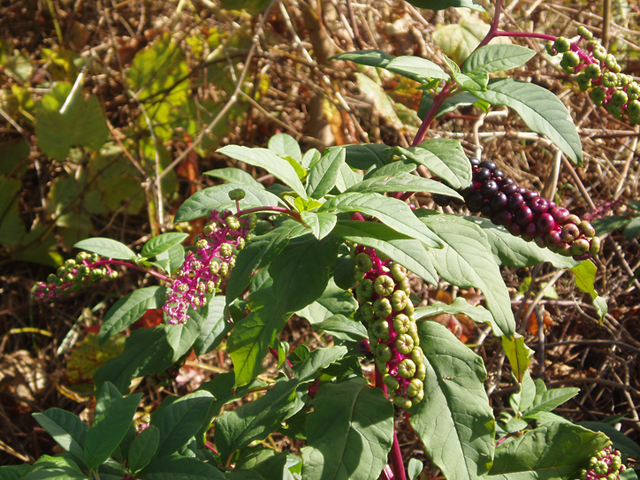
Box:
(385, 56), (450, 84)
(268, 133), (302, 162)
(332, 220), (438, 286)
(94, 326), (174, 394)
(464, 216), (578, 269)
(509, 371), (537, 415)
(0, 176), (25, 247)
(331, 50), (394, 68)
(99, 286), (167, 344)
(419, 91), (480, 119)
(363, 160), (416, 178)
(432, 12), (494, 64)
(624, 217), (640, 240)
(418, 213), (516, 338)
(470, 78), (582, 165)
(22, 455), (89, 480)
(155, 243), (185, 275)
(463, 45), (536, 75)
(442, 55), (488, 92)
(32, 409), (88, 463)
(341, 144), (393, 171)
(410, 321), (495, 480)
(320, 192), (442, 248)
(84, 391), (142, 469)
(302, 377), (394, 480)
(128, 425), (159, 473)
(226, 222), (307, 304)
(306, 147), (346, 199)
(297, 278), (359, 325)
(216, 347), (347, 463)
(346, 172), (462, 199)
(75, 237), (137, 260)
(218, 146), (307, 198)
(523, 382), (579, 420)
(397, 139), (471, 190)
(591, 216), (631, 235)
(414, 296), (493, 325)
(578, 422), (640, 462)
(0, 465), (32, 480)
(502, 335), (533, 383)
(408, 459), (424, 480)
(138, 457), (225, 480)
(141, 233), (188, 258)
(269, 234), (342, 314)
(204, 167), (264, 189)
(192, 296), (230, 355)
(404, 0), (484, 11)
(36, 82), (109, 160)
(488, 423), (609, 480)
(571, 260), (606, 322)
(175, 183), (284, 223)
(300, 211), (337, 240)
(314, 315), (368, 343)
(151, 391), (214, 457)
(165, 316), (200, 361)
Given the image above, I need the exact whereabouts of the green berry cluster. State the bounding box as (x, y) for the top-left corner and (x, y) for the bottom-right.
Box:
(577, 446), (625, 480)
(547, 28), (640, 124)
(352, 246), (425, 409)
(34, 252), (117, 300)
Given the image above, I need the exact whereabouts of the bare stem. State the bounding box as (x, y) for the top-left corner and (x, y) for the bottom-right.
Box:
(237, 205), (303, 223)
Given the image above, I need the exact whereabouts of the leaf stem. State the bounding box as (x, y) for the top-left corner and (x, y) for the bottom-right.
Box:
(237, 206), (303, 223)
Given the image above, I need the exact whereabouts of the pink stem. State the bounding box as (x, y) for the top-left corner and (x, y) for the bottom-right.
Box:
(493, 31), (556, 42)
(375, 366), (407, 480)
(237, 206), (302, 222)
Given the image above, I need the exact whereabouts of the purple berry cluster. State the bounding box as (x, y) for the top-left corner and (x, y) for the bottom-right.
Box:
(547, 27), (640, 124)
(436, 158), (600, 260)
(578, 446), (625, 480)
(352, 246), (425, 409)
(163, 210), (254, 325)
(34, 252), (118, 300)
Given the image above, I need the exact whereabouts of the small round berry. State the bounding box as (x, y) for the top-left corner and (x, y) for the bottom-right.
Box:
(611, 90), (628, 107)
(501, 184), (519, 196)
(529, 197), (550, 214)
(394, 314), (412, 334)
(225, 216), (241, 230)
(537, 213), (557, 234)
(481, 180), (499, 198)
(371, 320), (391, 342)
(355, 252), (373, 272)
(571, 238), (591, 255)
(466, 191), (485, 213)
(358, 339), (371, 354)
(356, 278), (374, 301)
(576, 74), (591, 92)
(492, 210), (513, 227)
(357, 303), (374, 323)
(590, 87), (607, 106)
(508, 223), (523, 236)
(589, 236), (602, 255)
(374, 275), (395, 296)
(507, 193), (524, 211)
(577, 26), (593, 39)
(563, 51), (580, 68)
(394, 396), (412, 409)
(490, 192), (508, 211)
(546, 41), (557, 56)
(561, 223), (581, 242)
(523, 222), (538, 241)
(228, 188), (246, 200)
(473, 168), (491, 182)
(522, 190), (539, 202)
(627, 100), (640, 116)
(396, 333), (415, 355)
(592, 44), (607, 62)
(515, 205), (534, 226)
(391, 290), (408, 311)
(372, 297), (393, 318)
(375, 340), (392, 360)
(469, 157), (481, 167)
(481, 203), (492, 218)
(407, 378), (424, 398)
(433, 194), (452, 207)
(479, 160), (496, 172)
(554, 36), (571, 53)
(219, 243), (234, 258)
(579, 220), (596, 238)
(628, 82), (640, 101)
(382, 374), (399, 391)
(493, 169), (505, 180)
(584, 63), (602, 80)
(545, 231), (563, 248)
(601, 71), (619, 88)
(398, 359), (417, 379)
(390, 262), (407, 282)
(605, 54), (620, 73)
(550, 206), (570, 224)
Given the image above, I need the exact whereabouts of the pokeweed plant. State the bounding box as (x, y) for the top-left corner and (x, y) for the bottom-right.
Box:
(6, 1), (640, 480)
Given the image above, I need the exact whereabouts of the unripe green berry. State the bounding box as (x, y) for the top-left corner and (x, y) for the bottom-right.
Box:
(375, 250), (390, 262)
(571, 238), (590, 255)
(209, 261), (220, 274)
(602, 71), (619, 88)
(390, 262), (407, 281)
(196, 238), (208, 249)
(630, 113), (640, 125)
(404, 302), (415, 317)
(576, 74), (591, 91)
(560, 57), (575, 74)
(611, 90), (628, 106)
(545, 41), (557, 56)
(589, 236), (601, 254)
(357, 303), (374, 323)
(394, 396), (412, 409)
(65, 259), (76, 268)
(220, 243), (234, 258)
(107, 271), (118, 280)
(57, 266), (66, 277)
(396, 333), (415, 354)
(563, 51), (580, 68)
(247, 214), (257, 229)
(383, 374), (399, 391)
(591, 87), (606, 106)
(228, 188), (246, 200)
(76, 251), (90, 262)
(585, 63), (602, 79)
(219, 262), (229, 276)
(554, 37), (571, 53)
(391, 290), (408, 311)
(579, 220), (596, 237)
(393, 314), (411, 334)
(592, 45), (607, 62)
(627, 99), (640, 115)
(46, 273), (57, 283)
(411, 346), (424, 366)
(374, 275), (395, 296)
(375, 341), (392, 361)
(605, 54), (620, 72)
(77, 265), (89, 277)
(353, 267), (366, 282)
(203, 223), (216, 234)
(416, 362), (427, 381)
(399, 277), (411, 296)
(627, 82), (640, 100)
(63, 272), (75, 283)
(355, 252), (373, 272)
(373, 297), (393, 318)
(577, 26), (593, 39)
(376, 357), (389, 374)
(398, 359), (417, 379)
(356, 278), (374, 301)
(407, 378), (424, 397)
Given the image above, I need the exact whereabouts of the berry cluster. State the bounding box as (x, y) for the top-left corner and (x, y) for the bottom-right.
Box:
(547, 27), (640, 124)
(352, 246), (425, 409)
(163, 210), (255, 325)
(34, 252), (118, 300)
(434, 158), (600, 260)
(577, 447), (625, 480)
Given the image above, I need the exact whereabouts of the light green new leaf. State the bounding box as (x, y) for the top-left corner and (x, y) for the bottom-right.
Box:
(488, 423), (609, 480)
(572, 259), (607, 320)
(99, 286), (167, 345)
(463, 44), (536, 75)
(75, 237), (137, 261)
(269, 133), (302, 162)
(302, 377), (394, 480)
(502, 335), (533, 383)
(414, 296), (493, 325)
(306, 147), (346, 199)
(418, 213), (515, 338)
(321, 192), (442, 248)
(204, 167), (264, 189)
(300, 211), (337, 240)
(141, 233), (188, 259)
(218, 145), (307, 198)
(385, 56), (450, 84)
(397, 139), (471, 189)
(331, 50), (394, 68)
(470, 79), (582, 165)
(410, 321), (495, 480)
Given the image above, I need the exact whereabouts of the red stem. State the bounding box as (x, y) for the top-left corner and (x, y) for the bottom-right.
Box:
(494, 31), (556, 42)
(375, 365), (407, 480)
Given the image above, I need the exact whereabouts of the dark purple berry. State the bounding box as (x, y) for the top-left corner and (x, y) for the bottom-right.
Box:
(474, 168), (491, 182)
(529, 197), (550, 214)
(522, 190), (539, 202)
(550, 206), (570, 224)
(490, 192), (508, 210)
(515, 206), (533, 226)
(507, 193), (524, 211)
(359, 339), (371, 354)
(433, 194), (452, 207)
(452, 197), (465, 207)
(466, 191), (485, 212)
(501, 184), (519, 196)
(479, 160), (496, 172)
(536, 213), (556, 234)
(518, 187), (527, 195)
(481, 203), (493, 218)
(501, 178), (515, 187)
(493, 210), (513, 226)
(469, 157), (481, 167)
(523, 222), (537, 240)
(481, 180), (499, 198)
(573, 252), (590, 261)
(460, 186), (474, 198)
(544, 231), (563, 248)
(508, 223), (523, 236)
(493, 170), (505, 180)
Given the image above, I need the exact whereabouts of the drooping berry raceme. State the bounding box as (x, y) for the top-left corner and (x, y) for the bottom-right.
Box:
(547, 28), (640, 125)
(163, 210), (254, 325)
(33, 252), (119, 300)
(577, 447), (626, 480)
(435, 157), (600, 260)
(352, 246), (425, 409)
